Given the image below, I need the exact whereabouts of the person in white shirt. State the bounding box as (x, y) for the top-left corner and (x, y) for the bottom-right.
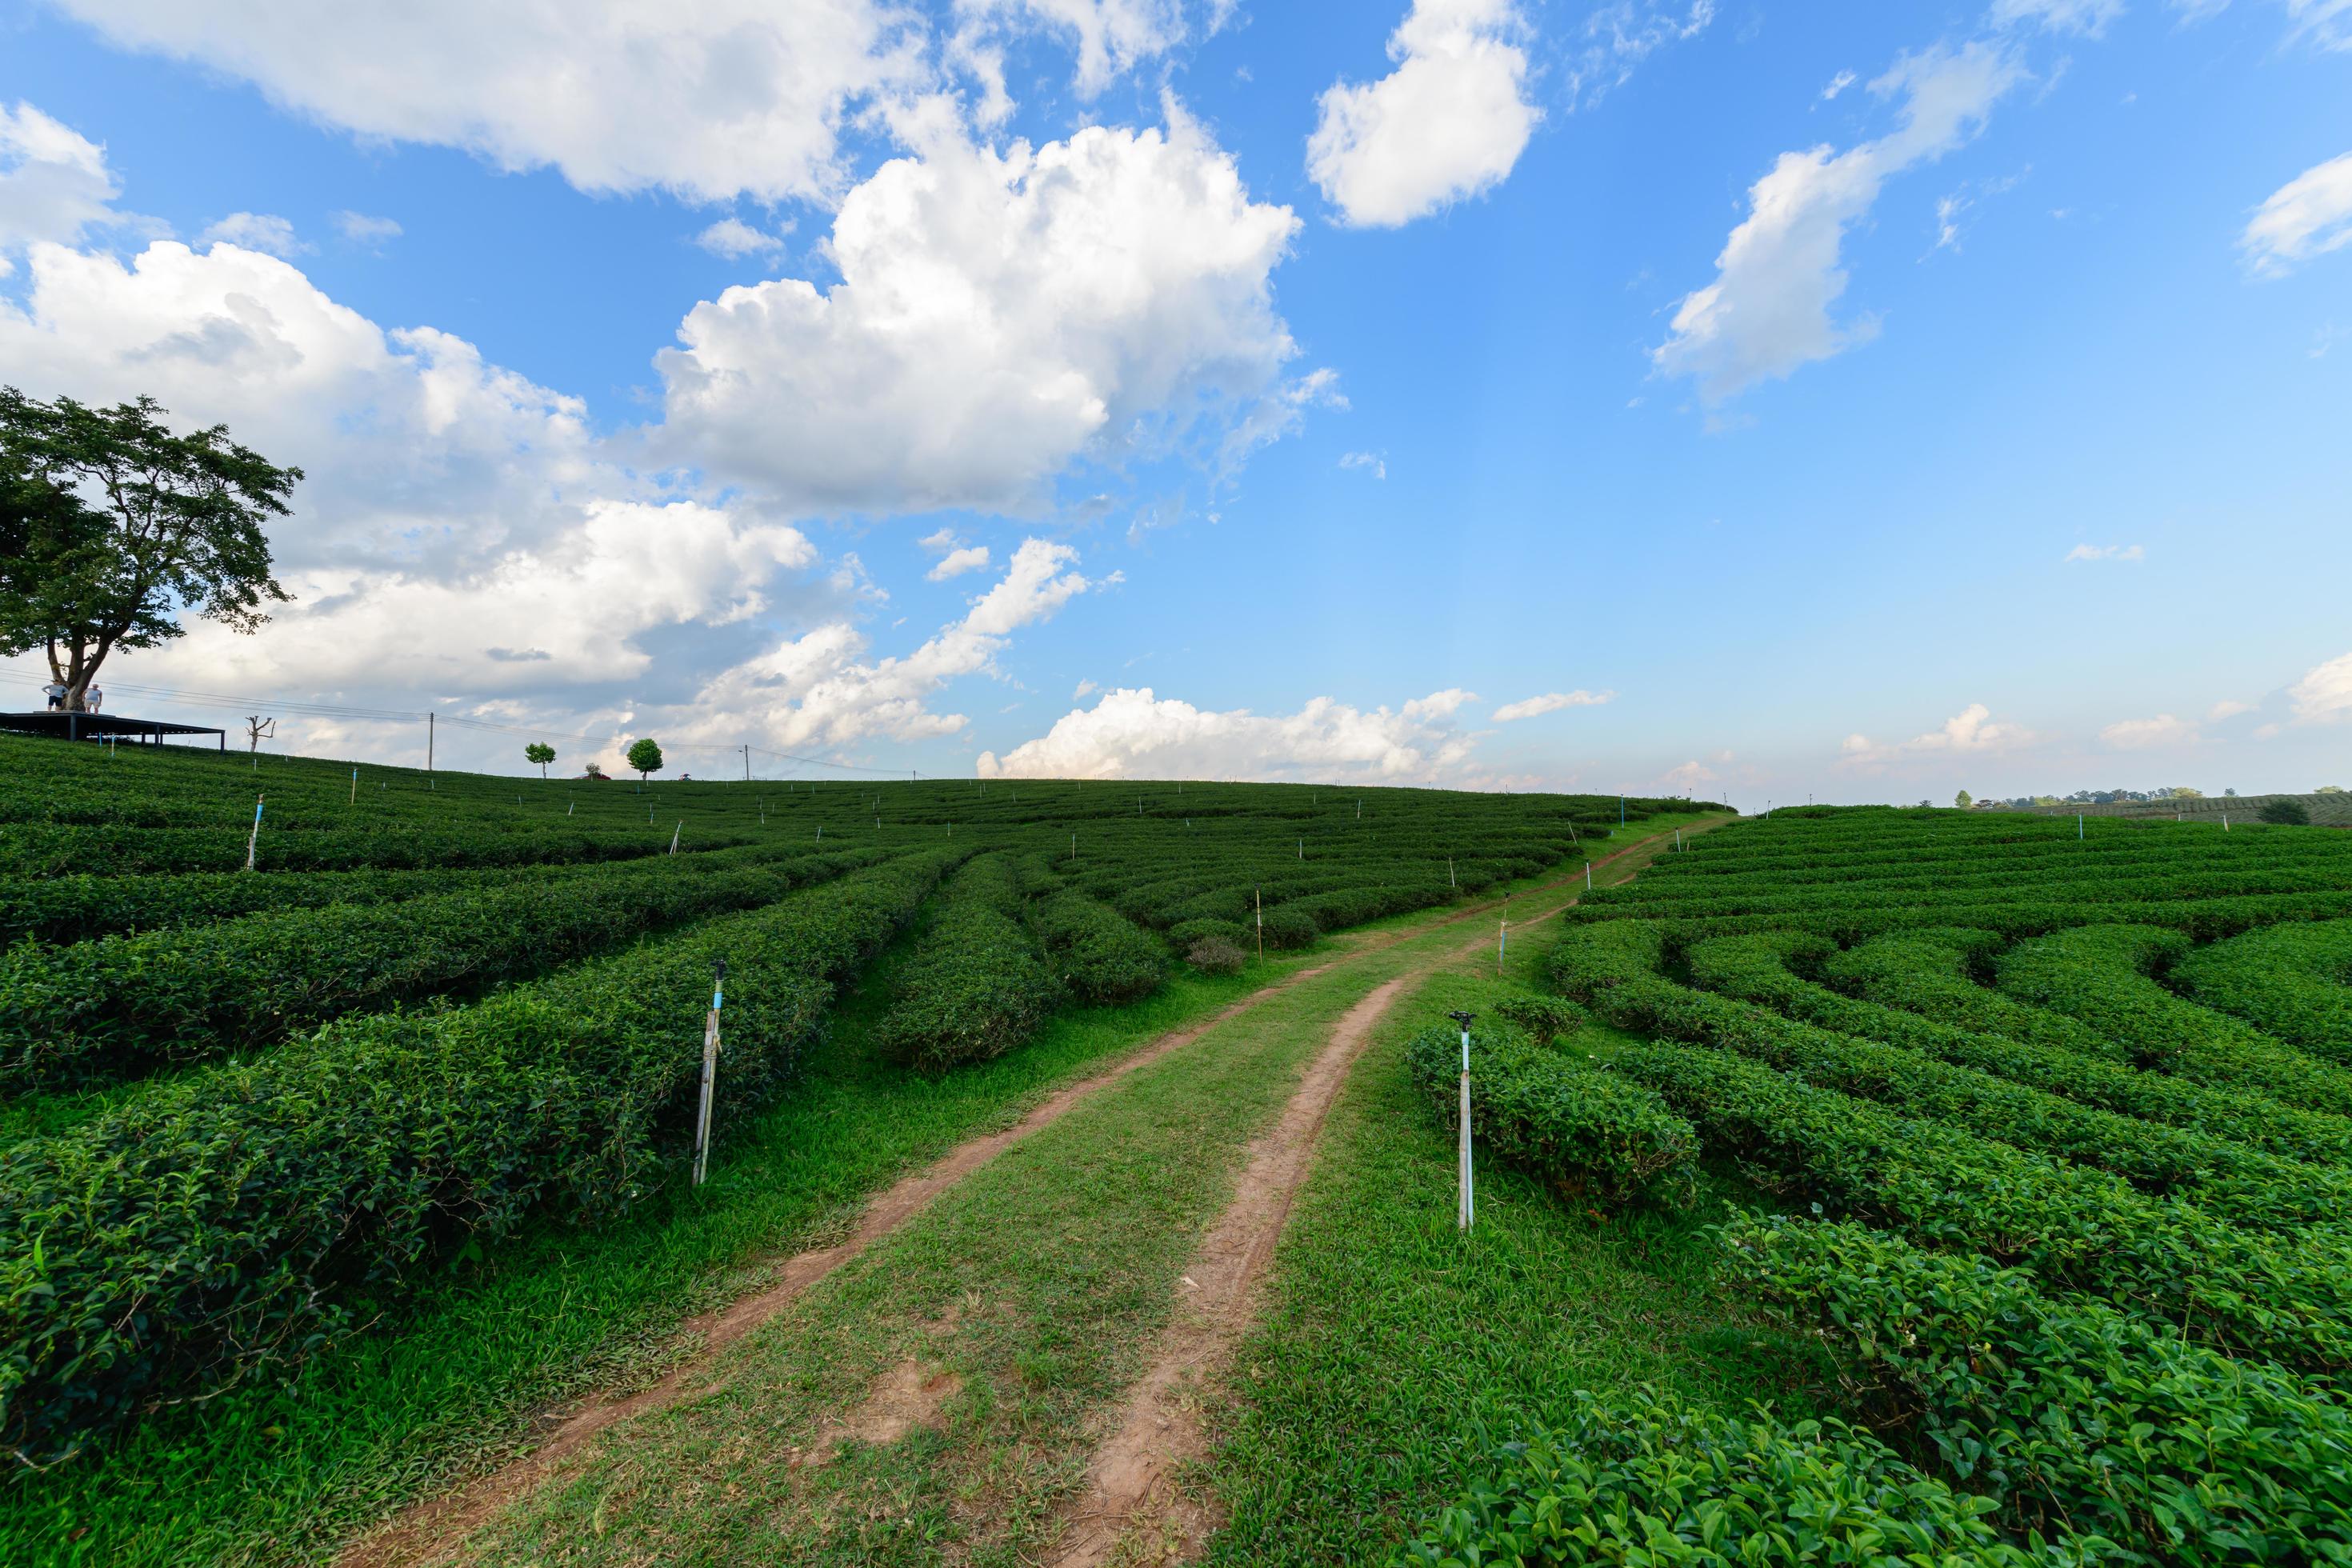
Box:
(42, 682), (66, 711)
(84, 686), (103, 713)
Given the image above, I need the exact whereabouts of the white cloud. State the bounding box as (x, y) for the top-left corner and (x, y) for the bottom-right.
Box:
(200, 211), (306, 258)
(1838, 702), (2034, 769)
(978, 684), (1482, 780)
(0, 102), (118, 261)
(2065, 542), (2145, 561)
(1306, 0), (1540, 228)
(2209, 698), (2255, 720)
(927, 545), (992, 580)
(1493, 689), (1612, 721)
(52, 0), (926, 203)
(332, 210), (401, 246)
(1566, 2), (1715, 110)
(2100, 713), (2201, 749)
(1339, 450), (1387, 479)
(1654, 42), (2025, 402)
(1403, 687), (1478, 718)
(2290, 650), (2352, 723)
(654, 110), (1302, 514)
(1073, 677), (1099, 699)
(2241, 151), (2352, 278)
(1990, 0), (2126, 35)
(693, 216), (790, 261)
(1821, 70), (1858, 100)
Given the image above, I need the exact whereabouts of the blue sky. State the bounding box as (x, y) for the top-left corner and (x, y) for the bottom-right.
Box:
(1, 0), (2346, 806)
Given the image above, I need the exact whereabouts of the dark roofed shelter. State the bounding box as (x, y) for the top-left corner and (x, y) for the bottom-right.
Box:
(0, 712), (226, 748)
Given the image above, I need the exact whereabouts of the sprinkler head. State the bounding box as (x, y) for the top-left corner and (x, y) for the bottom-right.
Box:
(1446, 1010), (1477, 1029)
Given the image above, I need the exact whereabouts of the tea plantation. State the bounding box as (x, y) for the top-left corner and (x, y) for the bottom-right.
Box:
(1396, 805), (2352, 1566)
(0, 732), (1685, 1474)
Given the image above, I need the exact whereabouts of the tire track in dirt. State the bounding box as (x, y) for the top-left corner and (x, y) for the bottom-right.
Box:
(1039, 835), (1698, 1566)
(338, 833), (1670, 1566)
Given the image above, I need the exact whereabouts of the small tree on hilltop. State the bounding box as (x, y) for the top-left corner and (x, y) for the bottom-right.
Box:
(626, 738), (664, 782)
(525, 742), (556, 778)
(1955, 790), (1973, 809)
(0, 389), (301, 711)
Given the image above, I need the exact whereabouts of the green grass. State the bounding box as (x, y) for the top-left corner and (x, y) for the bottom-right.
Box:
(462, 945), (1392, 1566)
(1, 823), (1718, 1567)
(1197, 901), (1830, 1564)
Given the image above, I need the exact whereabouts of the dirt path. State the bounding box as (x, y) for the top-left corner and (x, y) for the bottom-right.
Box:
(1038, 891), (1606, 1566)
(338, 831), (1676, 1566)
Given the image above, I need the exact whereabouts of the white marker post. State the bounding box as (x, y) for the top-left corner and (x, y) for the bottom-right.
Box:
(1448, 1010), (1476, 1230)
(1255, 886), (1265, 964)
(244, 795), (265, 872)
(670, 822), (682, 855)
(1498, 908), (1509, 977)
(692, 959), (726, 1186)
(350, 767), (358, 806)
(1586, 862), (1592, 892)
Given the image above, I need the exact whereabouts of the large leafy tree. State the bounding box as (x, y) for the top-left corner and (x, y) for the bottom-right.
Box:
(625, 737), (664, 781)
(0, 389), (302, 712)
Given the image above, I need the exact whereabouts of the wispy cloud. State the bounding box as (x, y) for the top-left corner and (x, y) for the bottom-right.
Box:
(2242, 151), (2352, 278)
(2065, 542), (2145, 562)
(694, 215), (791, 261)
(201, 211), (307, 258)
(2100, 713), (2200, 749)
(1493, 689), (1612, 722)
(1839, 702), (2034, 769)
(1339, 450), (1387, 480)
(332, 210), (402, 247)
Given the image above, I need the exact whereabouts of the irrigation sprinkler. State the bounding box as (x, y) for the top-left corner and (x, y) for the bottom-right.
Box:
(350, 768), (357, 805)
(692, 959), (726, 1187)
(1498, 900), (1510, 976)
(1447, 1010), (1477, 1230)
(1255, 886), (1264, 963)
(244, 795), (265, 872)
(1585, 861), (1592, 891)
